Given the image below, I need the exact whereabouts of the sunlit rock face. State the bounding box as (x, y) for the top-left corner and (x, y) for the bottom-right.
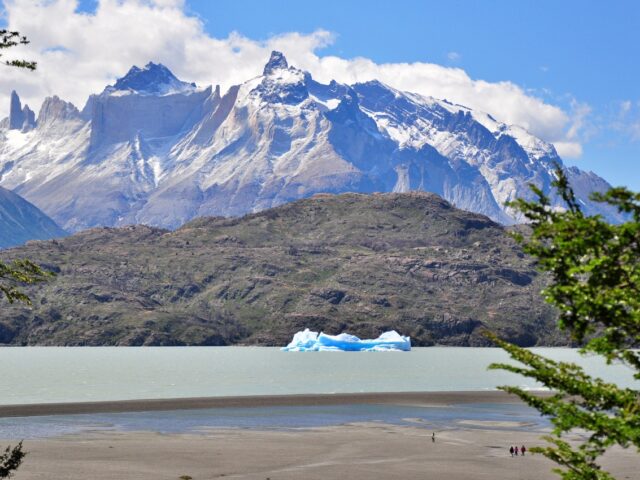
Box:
(0, 51), (625, 232)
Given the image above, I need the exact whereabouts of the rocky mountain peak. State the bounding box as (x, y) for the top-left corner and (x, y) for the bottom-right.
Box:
(8, 90), (23, 130)
(263, 50), (289, 76)
(112, 62), (196, 95)
(253, 51), (309, 104)
(8, 91), (36, 131)
(37, 95), (81, 127)
(21, 104), (36, 132)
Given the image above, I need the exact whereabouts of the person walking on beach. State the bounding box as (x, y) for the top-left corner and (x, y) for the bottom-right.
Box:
(509, 446), (514, 457)
(432, 432), (435, 443)
(515, 446), (519, 456)
(521, 445), (526, 456)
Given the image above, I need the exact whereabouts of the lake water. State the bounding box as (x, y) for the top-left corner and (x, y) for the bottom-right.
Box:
(0, 347), (637, 405)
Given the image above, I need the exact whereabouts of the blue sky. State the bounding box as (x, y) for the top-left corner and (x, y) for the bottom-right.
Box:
(11, 0), (640, 189)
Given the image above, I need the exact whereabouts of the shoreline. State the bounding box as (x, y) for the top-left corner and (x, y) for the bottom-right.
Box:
(0, 390), (546, 418)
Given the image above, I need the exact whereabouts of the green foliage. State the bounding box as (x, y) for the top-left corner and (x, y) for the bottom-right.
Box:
(0, 259), (52, 305)
(489, 163), (640, 479)
(0, 30), (36, 70)
(0, 442), (26, 479)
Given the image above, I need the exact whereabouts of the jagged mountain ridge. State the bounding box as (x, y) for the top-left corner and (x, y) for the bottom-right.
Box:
(0, 52), (624, 231)
(0, 186), (66, 249)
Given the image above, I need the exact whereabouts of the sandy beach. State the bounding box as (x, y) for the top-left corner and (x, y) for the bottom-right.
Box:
(1, 391), (637, 479)
(3, 423), (637, 480)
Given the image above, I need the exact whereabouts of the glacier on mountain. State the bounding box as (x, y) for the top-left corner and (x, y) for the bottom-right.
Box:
(0, 51), (625, 231)
(281, 328), (412, 352)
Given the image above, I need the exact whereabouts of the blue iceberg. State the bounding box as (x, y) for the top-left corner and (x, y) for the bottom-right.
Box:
(281, 329), (411, 352)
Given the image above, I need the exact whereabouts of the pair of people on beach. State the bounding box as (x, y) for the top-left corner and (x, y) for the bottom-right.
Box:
(509, 445), (526, 456)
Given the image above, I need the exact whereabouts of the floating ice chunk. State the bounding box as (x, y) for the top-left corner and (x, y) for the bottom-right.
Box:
(281, 329), (411, 351)
(281, 328), (319, 351)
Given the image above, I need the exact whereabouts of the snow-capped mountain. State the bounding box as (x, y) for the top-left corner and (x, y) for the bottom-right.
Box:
(0, 52), (625, 231)
(110, 62), (198, 96)
(0, 186), (66, 249)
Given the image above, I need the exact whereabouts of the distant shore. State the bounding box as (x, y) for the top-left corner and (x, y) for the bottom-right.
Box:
(0, 390), (541, 418)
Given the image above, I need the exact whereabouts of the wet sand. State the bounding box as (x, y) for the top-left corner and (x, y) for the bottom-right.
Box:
(1, 391), (636, 479)
(3, 424), (637, 480)
(0, 390), (533, 418)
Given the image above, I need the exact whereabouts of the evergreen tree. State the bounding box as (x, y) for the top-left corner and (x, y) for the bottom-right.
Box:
(490, 165), (640, 479)
(0, 443), (26, 479)
(0, 30), (36, 70)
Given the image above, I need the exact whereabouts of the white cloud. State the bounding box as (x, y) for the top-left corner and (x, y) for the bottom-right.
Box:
(566, 100), (593, 140)
(607, 99), (640, 144)
(1, 0), (579, 155)
(553, 142), (583, 159)
(619, 101), (640, 141)
(447, 51), (461, 62)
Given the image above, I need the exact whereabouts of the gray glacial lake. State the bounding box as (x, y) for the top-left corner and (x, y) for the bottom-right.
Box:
(0, 347), (637, 405)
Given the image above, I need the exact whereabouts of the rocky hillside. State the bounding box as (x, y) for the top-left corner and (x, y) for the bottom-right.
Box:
(0, 192), (559, 346)
(0, 186), (66, 249)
